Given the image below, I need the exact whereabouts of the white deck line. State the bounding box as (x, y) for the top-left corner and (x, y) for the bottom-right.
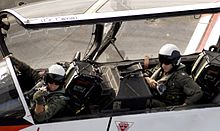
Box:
(204, 16), (220, 50)
(184, 14), (212, 54)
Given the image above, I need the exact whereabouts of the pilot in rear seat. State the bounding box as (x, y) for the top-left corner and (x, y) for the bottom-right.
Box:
(144, 44), (203, 107)
(10, 56), (67, 123)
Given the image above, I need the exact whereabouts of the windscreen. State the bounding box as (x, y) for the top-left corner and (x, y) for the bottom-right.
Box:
(4, 13), (212, 64)
(98, 0), (216, 12)
(11, 0), (98, 18)
(5, 15), (95, 68)
(96, 14), (200, 62)
(10, 0), (216, 19)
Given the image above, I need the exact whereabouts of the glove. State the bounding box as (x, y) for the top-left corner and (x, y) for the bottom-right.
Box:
(33, 90), (47, 105)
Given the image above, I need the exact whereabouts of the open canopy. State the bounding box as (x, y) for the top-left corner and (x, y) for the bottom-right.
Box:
(0, 0), (220, 68)
(1, 0), (220, 28)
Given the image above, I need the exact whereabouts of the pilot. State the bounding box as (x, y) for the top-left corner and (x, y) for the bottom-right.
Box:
(10, 56), (67, 122)
(144, 44), (203, 107)
(32, 64), (67, 122)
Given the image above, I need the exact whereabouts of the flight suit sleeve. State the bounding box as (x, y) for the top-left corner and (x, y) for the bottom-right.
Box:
(10, 56), (41, 82)
(175, 72), (203, 105)
(34, 95), (66, 122)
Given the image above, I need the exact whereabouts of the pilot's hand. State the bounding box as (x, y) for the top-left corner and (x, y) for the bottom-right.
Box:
(145, 77), (157, 88)
(33, 90), (47, 105)
(144, 55), (150, 69)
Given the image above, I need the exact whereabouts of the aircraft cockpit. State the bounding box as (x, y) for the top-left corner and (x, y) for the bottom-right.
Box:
(62, 53), (153, 115)
(1, 0), (220, 130)
(1, 47), (220, 124)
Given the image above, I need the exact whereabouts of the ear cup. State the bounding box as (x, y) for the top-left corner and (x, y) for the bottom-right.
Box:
(44, 73), (49, 84)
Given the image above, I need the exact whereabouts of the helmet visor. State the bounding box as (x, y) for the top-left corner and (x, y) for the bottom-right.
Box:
(159, 55), (174, 65)
(46, 73), (65, 85)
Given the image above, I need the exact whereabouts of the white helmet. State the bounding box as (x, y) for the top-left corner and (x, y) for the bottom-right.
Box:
(45, 64), (65, 85)
(48, 64), (65, 76)
(159, 44), (181, 66)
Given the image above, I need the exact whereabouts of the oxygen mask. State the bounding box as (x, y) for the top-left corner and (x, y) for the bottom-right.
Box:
(156, 83), (167, 95)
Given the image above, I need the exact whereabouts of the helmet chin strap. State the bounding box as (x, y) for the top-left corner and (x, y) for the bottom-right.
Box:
(176, 58), (181, 66)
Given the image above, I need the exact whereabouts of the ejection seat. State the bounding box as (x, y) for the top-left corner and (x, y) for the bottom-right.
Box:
(64, 59), (117, 115)
(191, 50), (220, 104)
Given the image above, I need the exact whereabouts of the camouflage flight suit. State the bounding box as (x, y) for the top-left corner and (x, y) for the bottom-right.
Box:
(10, 56), (67, 122)
(146, 64), (203, 107)
(10, 56), (42, 91)
(33, 87), (67, 122)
